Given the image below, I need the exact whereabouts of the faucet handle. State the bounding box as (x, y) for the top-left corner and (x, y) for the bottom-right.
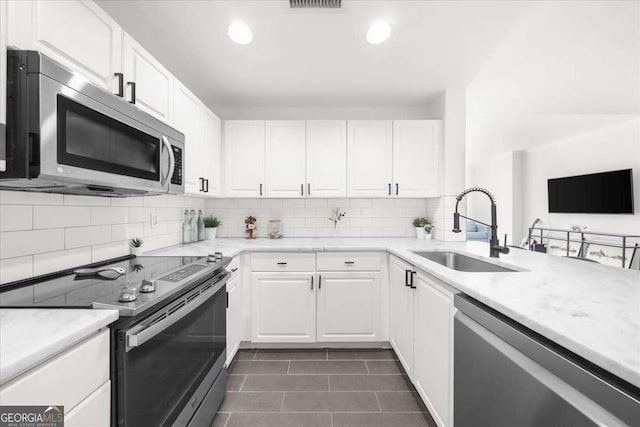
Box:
(504, 233), (507, 246)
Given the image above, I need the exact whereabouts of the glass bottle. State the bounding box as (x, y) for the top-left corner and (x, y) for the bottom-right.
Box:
(189, 210), (197, 242)
(197, 210), (205, 241)
(182, 210), (191, 244)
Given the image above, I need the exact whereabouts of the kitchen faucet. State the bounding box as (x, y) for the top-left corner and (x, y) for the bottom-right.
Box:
(452, 187), (510, 258)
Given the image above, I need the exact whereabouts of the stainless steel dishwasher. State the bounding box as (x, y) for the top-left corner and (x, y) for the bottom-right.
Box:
(454, 295), (640, 427)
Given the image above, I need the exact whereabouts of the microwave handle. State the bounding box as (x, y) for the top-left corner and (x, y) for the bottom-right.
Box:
(161, 136), (175, 189)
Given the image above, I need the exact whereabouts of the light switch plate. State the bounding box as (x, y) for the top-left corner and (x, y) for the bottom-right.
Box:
(150, 212), (159, 228)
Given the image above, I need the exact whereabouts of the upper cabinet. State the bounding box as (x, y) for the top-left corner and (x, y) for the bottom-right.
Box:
(122, 33), (173, 123)
(225, 121), (265, 197)
(7, 0), (122, 92)
(265, 121), (306, 198)
(393, 120), (441, 197)
(173, 82), (203, 194)
(201, 108), (222, 197)
(306, 120), (347, 198)
(347, 121), (394, 197)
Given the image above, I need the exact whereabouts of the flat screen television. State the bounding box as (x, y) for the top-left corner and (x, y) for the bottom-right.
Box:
(547, 169), (634, 214)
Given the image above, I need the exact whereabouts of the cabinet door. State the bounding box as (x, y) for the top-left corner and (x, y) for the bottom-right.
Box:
(265, 121), (306, 198)
(316, 272), (381, 342)
(7, 0), (122, 92)
(251, 272), (316, 343)
(173, 82), (203, 194)
(413, 273), (454, 427)
(226, 274), (242, 365)
(65, 381), (110, 427)
(122, 33), (173, 124)
(201, 108), (222, 196)
(389, 256), (415, 378)
(225, 121), (265, 197)
(306, 121), (347, 198)
(347, 121), (393, 197)
(393, 120), (441, 197)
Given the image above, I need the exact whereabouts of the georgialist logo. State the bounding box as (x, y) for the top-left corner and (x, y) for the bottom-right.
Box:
(0, 405), (64, 427)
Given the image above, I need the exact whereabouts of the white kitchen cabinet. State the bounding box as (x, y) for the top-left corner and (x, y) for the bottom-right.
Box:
(200, 108), (222, 196)
(64, 381), (111, 427)
(393, 120), (441, 197)
(347, 121), (393, 197)
(226, 266), (242, 365)
(122, 33), (173, 123)
(389, 256), (416, 378)
(306, 120), (347, 198)
(316, 271), (382, 342)
(173, 82), (203, 194)
(224, 120), (265, 197)
(7, 0), (122, 92)
(413, 272), (455, 427)
(1, 0), (6, 172)
(251, 272), (316, 343)
(265, 121), (306, 197)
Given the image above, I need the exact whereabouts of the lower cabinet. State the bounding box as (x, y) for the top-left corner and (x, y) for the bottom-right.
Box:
(65, 381), (111, 427)
(251, 272), (316, 343)
(316, 271), (381, 342)
(389, 256), (415, 378)
(226, 272), (242, 365)
(413, 272), (455, 427)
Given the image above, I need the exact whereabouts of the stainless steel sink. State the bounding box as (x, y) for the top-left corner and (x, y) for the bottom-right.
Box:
(412, 251), (519, 273)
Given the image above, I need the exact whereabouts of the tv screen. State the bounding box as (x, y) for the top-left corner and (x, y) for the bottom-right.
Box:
(548, 169), (634, 214)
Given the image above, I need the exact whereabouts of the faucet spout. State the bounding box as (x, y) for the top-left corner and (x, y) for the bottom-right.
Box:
(452, 187), (510, 258)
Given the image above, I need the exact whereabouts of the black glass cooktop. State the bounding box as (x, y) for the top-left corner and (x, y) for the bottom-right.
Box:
(0, 256), (213, 310)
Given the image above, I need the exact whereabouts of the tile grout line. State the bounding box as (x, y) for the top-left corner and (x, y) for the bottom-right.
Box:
(365, 360), (370, 375)
(239, 375), (248, 392)
(374, 391), (383, 413)
(280, 391), (286, 413)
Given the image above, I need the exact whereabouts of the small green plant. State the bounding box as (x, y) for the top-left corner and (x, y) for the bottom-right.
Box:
(412, 217), (430, 228)
(203, 216), (222, 228)
(423, 223), (433, 234)
(130, 238), (144, 248)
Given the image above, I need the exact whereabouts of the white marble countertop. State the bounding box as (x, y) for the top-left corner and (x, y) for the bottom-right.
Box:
(149, 237), (640, 388)
(0, 309), (119, 386)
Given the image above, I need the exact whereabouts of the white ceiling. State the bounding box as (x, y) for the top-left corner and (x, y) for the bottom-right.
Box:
(96, 0), (530, 112)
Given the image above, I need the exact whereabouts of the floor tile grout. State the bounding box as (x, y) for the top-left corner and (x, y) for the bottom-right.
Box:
(374, 391), (383, 412)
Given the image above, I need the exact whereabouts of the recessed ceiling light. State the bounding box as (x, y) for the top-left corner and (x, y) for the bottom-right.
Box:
(227, 22), (253, 45)
(366, 21), (391, 45)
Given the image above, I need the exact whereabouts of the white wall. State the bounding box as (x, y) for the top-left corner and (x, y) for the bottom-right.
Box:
(0, 192), (206, 284)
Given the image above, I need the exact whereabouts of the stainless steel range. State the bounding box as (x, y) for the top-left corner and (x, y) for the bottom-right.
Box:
(0, 255), (230, 427)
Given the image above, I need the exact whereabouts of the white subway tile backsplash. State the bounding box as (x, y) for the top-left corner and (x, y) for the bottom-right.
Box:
(33, 248), (92, 276)
(143, 195), (168, 208)
(129, 207), (155, 223)
(33, 206), (90, 229)
(91, 206), (128, 225)
(91, 241), (129, 263)
(65, 225), (111, 249)
(0, 205), (33, 232)
(349, 199), (372, 208)
(111, 223), (145, 242)
(372, 199), (395, 208)
(305, 199), (327, 208)
(0, 256), (33, 284)
(0, 191), (63, 206)
(63, 195), (110, 207)
(1, 229), (65, 259)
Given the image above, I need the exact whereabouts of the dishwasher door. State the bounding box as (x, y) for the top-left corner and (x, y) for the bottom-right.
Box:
(454, 295), (640, 427)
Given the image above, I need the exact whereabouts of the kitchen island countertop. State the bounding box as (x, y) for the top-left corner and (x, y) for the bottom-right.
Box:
(148, 237), (640, 389)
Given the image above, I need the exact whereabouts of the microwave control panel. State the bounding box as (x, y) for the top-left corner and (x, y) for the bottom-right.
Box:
(171, 146), (183, 186)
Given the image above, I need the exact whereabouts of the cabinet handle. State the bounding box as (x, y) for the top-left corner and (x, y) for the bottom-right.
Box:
(344, 261), (355, 265)
(410, 271), (417, 289)
(395, 183), (399, 195)
(405, 269), (411, 287)
(308, 183), (311, 196)
(319, 275), (322, 290)
(114, 72), (124, 97)
(277, 262), (288, 265)
(311, 275), (314, 290)
(199, 178), (204, 192)
(205, 179), (209, 193)
(301, 183), (304, 196)
(260, 183), (263, 196)
(127, 81), (136, 104)
(388, 183), (391, 195)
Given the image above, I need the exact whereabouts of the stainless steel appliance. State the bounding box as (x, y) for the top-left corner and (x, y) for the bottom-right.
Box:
(0, 255), (229, 426)
(454, 294), (640, 427)
(1, 50), (184, 197)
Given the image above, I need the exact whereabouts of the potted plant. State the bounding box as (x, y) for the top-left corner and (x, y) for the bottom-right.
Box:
(413, 217), (429, 238)
(423, 222), (433, 240)
(203, 216), (222, 240)
(130, 238), (144, 256)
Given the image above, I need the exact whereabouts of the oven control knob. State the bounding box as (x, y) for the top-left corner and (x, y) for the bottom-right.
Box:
(139, 280), (157, 293)
(119, 287), (138, 302)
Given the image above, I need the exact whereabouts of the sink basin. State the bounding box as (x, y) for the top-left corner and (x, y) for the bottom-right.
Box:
(412, 251), (519, 273)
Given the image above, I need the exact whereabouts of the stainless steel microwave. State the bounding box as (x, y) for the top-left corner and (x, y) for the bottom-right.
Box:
(0, 50), (184, 197)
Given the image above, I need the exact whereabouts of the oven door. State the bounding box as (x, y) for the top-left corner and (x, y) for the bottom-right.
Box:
(38, 73), (181, 194)
(116, 277), (227, 427)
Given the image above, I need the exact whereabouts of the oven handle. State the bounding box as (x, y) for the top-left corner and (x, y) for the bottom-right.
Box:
(161, 136), (175, 190)
(126, 273), (228, 351)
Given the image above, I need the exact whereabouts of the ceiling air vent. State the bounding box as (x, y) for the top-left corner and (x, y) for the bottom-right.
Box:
(290, 0), (341, 8)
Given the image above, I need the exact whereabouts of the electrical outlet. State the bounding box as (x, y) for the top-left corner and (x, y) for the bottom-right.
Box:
(150, 212), (159, 228)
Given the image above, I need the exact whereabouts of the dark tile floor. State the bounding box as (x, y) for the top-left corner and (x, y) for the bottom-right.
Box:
(211, 348), (437, 427)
